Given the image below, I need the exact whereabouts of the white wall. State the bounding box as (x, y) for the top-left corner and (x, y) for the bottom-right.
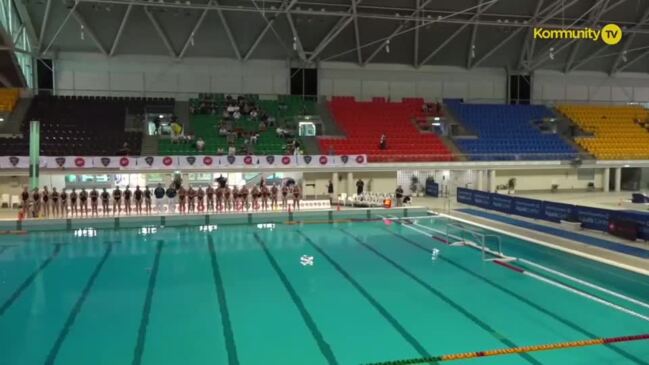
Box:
(53, 53), (289, 101)
(533, 70), (649, 105)
(495, 168), (603, 191)
(303, 171), (397, 197)
(319, 62), (507, 103)
(0, 176), (28, 198)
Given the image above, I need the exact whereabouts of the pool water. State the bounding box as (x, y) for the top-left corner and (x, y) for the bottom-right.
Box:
(0, 216), (648, 365)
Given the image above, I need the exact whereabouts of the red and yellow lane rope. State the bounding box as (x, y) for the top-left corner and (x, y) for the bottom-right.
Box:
(365, 334), (649, 365)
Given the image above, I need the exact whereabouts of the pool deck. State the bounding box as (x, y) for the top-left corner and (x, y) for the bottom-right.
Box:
(1, 196), (647, 275)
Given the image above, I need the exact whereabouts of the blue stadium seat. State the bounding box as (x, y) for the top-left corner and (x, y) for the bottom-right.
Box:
(447, 101), (577, 160)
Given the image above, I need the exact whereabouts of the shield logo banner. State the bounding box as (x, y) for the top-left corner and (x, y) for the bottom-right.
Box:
(266, 155), (275, 164)
(303, 155), (312, 164)
(55, 157), (66, 167)
(186, 156), (196, 165)
(341, 155), (349, 164)
(100, 157), (111, 167)
(227, 155), (236, 164)
(145, 156), (154, 166)
(9, 157), (19, 167)
(319, 156), (328, 165)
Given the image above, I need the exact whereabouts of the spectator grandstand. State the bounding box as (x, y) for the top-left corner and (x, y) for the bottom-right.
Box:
(558, 104), (649, 160)
(447, 101), (578, 160)
(160, 94), (315, 155)
(0, 95), (172, 156)
(318, 97), (452, 162)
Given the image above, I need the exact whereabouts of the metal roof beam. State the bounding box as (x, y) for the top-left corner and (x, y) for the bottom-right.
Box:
(72, 8), (108, 56)
(363, 0), (432, 66)
(564, 0), (611, 72)
(307, 0), (361, 63)
(466, 0), (485, 69)
(215, 0), (241, 60)
(11, 0), (38, 48)
(286, 13), (306, 62)
(109, 3), (132, 57)
(516, 0), (548, 71)
(419, 0), (497, 67)
(38, 0), (52, 51)
(144, 6), (177, 58)
(610, 4), (649, 74)
(244, 0), (296, 61)
(352, 0), (362, 65)
(178, 0), (211, 60)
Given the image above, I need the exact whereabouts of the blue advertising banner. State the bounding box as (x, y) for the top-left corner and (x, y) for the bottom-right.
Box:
(575, 206), (611, 231)
(512, 197), (543, 218)
(457, 188), (473, 204)
(542, 201), (576, 223)
(456, 187), (647, 239)
(473, 191), (493, 208)
(426, 182), (439, 197)
(491, 194), (514, 214)
(614, 211), (649, 240)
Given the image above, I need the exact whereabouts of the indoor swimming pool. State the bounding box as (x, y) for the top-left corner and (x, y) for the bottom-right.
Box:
(0, 213), (647, 365)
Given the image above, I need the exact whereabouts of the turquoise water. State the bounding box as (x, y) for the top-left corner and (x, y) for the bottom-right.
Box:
(0, 217), (648, 365)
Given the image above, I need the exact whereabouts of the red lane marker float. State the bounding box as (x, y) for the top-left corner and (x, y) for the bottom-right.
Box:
(493, 260), (524, 273)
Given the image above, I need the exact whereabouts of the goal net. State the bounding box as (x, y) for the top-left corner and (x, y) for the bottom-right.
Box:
(445, 223), (512, 261)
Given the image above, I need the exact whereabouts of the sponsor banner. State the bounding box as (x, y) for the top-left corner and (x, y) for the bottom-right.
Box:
(542, 201), (576, 223)
(0, 156), (29, 169)
(425, 182), (439, 197)
(93, 156), (121, 169)
(491, 194), (514, 214)
(0, 155), (367, 169)
(42, 156), (91, 169)
(457, 187), (473, 204)
(613, 211), (649, 241)
(512, 196), (543, 218)
(575, 206), (611, 231)
(136, 156), (177, 169)
(473, 191), (492, 209)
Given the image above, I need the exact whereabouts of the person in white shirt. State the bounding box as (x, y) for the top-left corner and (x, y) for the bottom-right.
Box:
(196, 137), (205, 152)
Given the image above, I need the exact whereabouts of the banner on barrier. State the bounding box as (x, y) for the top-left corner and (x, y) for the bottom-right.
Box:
(0, 155), (368, 169)
(456, 187), (649, 240)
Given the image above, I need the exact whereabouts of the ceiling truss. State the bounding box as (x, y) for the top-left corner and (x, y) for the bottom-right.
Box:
(11, 0), (649, 74)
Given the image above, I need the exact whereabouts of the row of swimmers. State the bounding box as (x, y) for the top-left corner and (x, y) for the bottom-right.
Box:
(21, 183), (302, 218)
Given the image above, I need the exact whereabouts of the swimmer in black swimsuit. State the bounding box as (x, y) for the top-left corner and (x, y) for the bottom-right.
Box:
(42, 186), (50, 218)
(32, 188), (41, 218)
(281, 185), (288, 210)
(251, 186), (260, 210)
(51, 188), (60, 217)
(101, 188), (110, 216)
(144, 186), (152, 215)
(113, 187), (122, 216)
(271, 184), (278, 210)
(206, 186), (214, 212)
(188, 186), (197, 213)
(70, 188), (78, 217)
(134, 186), (143, 215)
(60, 189), (68, 217)
(21, 187), (29, 216)
(124, 186), (132, 215)
(178, 186), (187, 213)
(79, 188), (88, 217)
(197, 187), (205, 212)
(261, 185), (270, 211)
(90, 188), (99, 217)
(292, 185), (301, 210)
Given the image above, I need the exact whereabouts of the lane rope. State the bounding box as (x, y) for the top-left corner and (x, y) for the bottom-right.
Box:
(364, 334), (649, 364)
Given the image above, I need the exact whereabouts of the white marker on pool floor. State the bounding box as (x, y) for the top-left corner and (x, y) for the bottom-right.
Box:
(300, 255), (314, 266)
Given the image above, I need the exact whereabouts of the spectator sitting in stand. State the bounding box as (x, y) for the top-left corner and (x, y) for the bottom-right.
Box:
(217, 147), (225, 155)
(250, 133), (259, 144)
(276, 127), (287, 138)
(228, 144), (236, 156)
(233, 110), (241, 120)
(250, 109), (258, 119)
(118, 142), (130, 156)
(259, 120), (267, 132)
(218, 125), (229, 136)
(196, 137), (205, 152)
(379, 134), (387, 150)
